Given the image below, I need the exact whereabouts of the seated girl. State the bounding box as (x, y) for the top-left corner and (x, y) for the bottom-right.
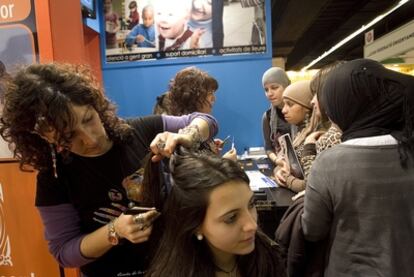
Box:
(145, 149), (286, 277)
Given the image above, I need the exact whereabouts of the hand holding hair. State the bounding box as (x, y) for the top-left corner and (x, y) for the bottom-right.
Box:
(150, 125), (202, 162)
(113, 212), (155, 244)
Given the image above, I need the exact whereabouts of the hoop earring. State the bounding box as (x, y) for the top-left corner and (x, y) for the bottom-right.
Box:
(196, 233), (203, 241)
(50, 144), (58, 178)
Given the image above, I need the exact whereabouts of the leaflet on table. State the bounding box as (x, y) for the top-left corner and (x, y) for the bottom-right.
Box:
(245, 170), (278, 191)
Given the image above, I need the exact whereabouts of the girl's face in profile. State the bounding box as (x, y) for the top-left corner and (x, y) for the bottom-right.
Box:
(310, 94), (321, 118)
(199, 90), (216, 114)
(199, 180), (257, 260)
(264, 82), (284, 108)
(282, 99), (309, 125)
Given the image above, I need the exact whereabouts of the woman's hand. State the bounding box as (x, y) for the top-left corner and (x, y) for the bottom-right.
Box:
(222, 148), (237, 161)
(274, 160), (290, 186)
(150, 125), (203, 162)
(304, 131), (325, 144)
(114, 210), (158, 244)
(150, 132), (179, 161)
(213, 138), (224, 154)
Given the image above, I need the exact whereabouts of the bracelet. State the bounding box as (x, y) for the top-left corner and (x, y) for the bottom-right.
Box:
(108, 218), (120, 245)
(178, 125), (202, 150)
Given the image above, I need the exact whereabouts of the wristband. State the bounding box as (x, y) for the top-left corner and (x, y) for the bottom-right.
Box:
(108, 219), (120, 246)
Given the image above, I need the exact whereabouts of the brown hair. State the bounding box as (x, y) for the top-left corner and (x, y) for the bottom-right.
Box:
(152, 92), (172, 115)
(310, 61), (346, 124)
(169, 67), (218, 115)
(146, 149), (285, 277)
(0, 63), (132, 170)
(292, 61), (345, 148)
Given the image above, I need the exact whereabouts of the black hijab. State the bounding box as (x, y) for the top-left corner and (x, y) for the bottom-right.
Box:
(320, 58), (414, 167)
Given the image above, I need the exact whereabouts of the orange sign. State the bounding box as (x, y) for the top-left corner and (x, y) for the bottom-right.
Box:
(0, 0), (31, 24)
(0, 162), (61, 276)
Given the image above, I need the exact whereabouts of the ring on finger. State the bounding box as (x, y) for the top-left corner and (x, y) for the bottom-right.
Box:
(137, 223), (145, 231)
(133, 213), (145, 225)
(156, 139), (166, 150)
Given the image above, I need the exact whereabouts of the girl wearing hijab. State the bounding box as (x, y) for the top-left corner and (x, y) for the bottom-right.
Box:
(302, 59), (414, 276)
(261, 67), (292, 166)
(274, 80), (314, 192)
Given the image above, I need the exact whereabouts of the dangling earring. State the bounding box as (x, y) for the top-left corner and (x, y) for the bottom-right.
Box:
(50, 144), (58, 178)
(196, 233), (203, 241)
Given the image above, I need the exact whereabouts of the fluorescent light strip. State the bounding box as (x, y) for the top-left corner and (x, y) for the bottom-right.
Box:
(302, 0), (411, 71)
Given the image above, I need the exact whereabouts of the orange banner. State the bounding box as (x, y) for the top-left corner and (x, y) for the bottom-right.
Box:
(0, 162), (61, 276)
(0, 0), (31, 24)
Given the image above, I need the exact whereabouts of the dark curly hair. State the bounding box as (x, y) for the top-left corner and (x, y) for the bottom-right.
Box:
(0, 61), (10, 106)
(169, 67), (218, 115)
(0, 63), (132, 171)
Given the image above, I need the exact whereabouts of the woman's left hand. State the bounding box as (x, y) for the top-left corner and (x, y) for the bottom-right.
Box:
(150, 132), (180, 161)
(150, 129), (199, 161)
(115, 213), (154, 244)
(274, 160), (289, 186)
(222, 148), (237, 161)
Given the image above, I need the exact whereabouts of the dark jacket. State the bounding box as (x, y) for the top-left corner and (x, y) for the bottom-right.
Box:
(275, 196), (326, 277)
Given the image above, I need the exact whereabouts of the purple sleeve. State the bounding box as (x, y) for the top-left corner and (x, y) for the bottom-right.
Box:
(161, 112), (218, 138)
(37, 204), (95, 267)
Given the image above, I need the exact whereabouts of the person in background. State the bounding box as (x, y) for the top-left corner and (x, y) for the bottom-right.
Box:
(274, 80), (313, 192)
(152, 92), (172, 115)
(125, 5), (156, 48)
(299, 62), (344, 182)
(274, 62), (344, 276)
(169, 66), (217, 116)
(261, 67), (292, 167)
(127, 1), (139, 30)
(302, 59), (414, 276)
(154, 0), (204, 51)
(104, 0), (120, 49)
(0, 63), (218, 277)
(169, 66), (236, 160)
(145, 149), (286, 277)
(277, 62), (345, 195)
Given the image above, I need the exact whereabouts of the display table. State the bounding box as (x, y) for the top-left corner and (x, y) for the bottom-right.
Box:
(239, 158), (294, 238)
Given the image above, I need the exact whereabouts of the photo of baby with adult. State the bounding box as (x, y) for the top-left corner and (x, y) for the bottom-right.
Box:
(104, 0), (267, 62)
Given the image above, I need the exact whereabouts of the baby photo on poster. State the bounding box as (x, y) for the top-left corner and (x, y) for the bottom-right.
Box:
(104, 0), (267, 63)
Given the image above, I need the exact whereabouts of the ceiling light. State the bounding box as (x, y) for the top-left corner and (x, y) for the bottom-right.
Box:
(302, 0), (411, 71)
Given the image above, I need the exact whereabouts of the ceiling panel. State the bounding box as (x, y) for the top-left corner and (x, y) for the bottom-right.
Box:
(271, 0), (414, 70)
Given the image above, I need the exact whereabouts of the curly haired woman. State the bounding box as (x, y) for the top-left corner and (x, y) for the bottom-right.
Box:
(0, 63), (218, 277)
